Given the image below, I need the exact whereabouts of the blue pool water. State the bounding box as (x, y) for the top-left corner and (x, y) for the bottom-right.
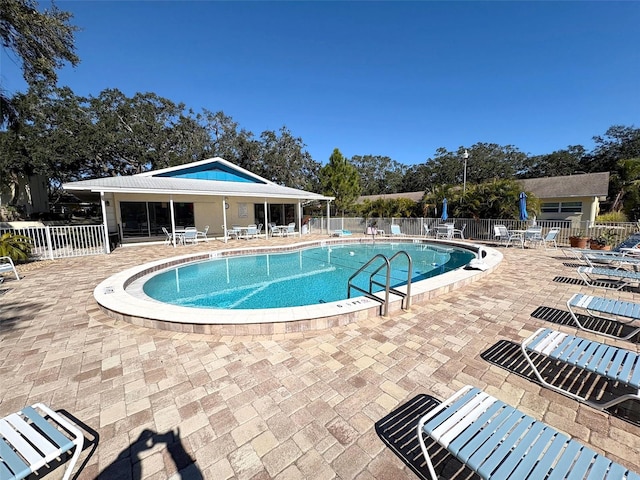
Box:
(143, 243), (475, 309)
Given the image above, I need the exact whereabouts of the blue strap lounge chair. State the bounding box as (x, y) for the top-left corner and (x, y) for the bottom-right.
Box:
(567, 293), (640, 340)
(332, 229), (352, 237)
(521, 327), (640, 410)
(0, 403), (84, 480)
(417, 385), (640, 480)
(582, 252), (640, 269)
(577, 266), (640, 290)
(0, 256), (20, 281)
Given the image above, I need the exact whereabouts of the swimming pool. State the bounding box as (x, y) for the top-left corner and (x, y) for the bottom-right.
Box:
(143, 243), (475, 309)
(94, 238), (502, 335)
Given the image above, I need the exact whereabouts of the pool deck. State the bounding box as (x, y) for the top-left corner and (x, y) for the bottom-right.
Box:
(1, 234), (639, 479)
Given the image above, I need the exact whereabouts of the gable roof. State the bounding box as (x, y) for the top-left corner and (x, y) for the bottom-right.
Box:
(520, 172), (609, 199)
(63, 157), (332, 201)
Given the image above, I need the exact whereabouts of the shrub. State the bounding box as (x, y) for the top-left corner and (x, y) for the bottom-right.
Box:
(0, 233), (33, 262)
(596, 211), (628, 222)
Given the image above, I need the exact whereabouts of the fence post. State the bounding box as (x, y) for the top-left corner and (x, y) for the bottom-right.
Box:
(45, 225), (54, 260)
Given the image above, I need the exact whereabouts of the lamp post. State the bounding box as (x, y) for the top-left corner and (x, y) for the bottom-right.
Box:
(462, 149), (469, 196)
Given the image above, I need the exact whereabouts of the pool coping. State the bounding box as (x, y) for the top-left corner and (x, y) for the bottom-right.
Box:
(94, 237), (503, 335)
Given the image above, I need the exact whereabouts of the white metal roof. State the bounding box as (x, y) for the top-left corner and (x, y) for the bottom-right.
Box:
(63, 158), (333, 201)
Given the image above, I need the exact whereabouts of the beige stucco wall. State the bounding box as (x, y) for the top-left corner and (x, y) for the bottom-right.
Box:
(537, 195), (600, 225)
(109, 193), (298, 237)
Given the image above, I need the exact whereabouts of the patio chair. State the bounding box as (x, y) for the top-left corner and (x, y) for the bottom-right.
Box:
(222, 225), (238, 240)
(451, 224), (466, 239)
(423, 223), (432, 237)
(577, 265), (640, 290)
(0, 256), (20, 281)
(196, 225), (209, 242)
(523, 226), (542, 247)
(161, 227), (172, 246)
(284, 223), (296, 237)
(332, 229), (352, 237)
(493, 224), (523, 248)
(435, 224), (452, 239)
(566, 293), (640, 340)
(521, 327), (640, 410)
(416, 385), (639, 480)
(181, 228), (198, 245)
(242, 224), (259, 240)
(0, 403), (84, 480)
(531, 228), (559, 249)
(390, 225), (405, 236)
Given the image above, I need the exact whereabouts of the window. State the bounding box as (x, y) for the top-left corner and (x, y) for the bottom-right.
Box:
(560, 201), (582, 213)
(540, 201), (582, 214)
(120, 201), (193, 238)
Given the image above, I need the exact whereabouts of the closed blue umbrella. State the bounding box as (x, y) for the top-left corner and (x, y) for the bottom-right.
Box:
(519, 192), (528, 221)
(441, 198), (448, 221)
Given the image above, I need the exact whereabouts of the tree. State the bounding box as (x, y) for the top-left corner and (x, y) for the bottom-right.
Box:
(585, 125), (640, 173)
(522, 146), (586, 178)
(319, 148), (361, 215)
(259, 127), (321, 191)
(611, 158), (640, 219)
(351, 155), (406, 195)
(1, 0), (79, 126)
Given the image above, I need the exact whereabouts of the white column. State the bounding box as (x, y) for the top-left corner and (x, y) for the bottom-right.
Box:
(222, 197), (228, 243)
(297, 201), (302, 237)
(169, 197), (176, 247)
(326, 200), (331, 235)
(100, 191), (111, 254)
(264, 200), (268, 239)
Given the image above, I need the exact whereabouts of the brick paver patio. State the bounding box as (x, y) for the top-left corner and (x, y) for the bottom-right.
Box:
(1, 235), (638, 479)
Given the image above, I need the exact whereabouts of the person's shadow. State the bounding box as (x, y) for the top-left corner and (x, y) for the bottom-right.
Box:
(97, 428), (202, 479)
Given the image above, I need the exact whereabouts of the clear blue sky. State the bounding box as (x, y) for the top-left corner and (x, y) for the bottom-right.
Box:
(2, 1), (639, 165)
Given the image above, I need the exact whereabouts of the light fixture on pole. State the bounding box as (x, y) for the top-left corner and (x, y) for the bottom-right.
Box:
(462, 149), (469, 196)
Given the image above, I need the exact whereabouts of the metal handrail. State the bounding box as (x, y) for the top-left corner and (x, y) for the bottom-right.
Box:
(347, 251), (413, 316)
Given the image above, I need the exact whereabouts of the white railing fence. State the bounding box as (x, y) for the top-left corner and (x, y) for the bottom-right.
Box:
(316, 217), (638, 246)
(1, 225), (107, 260)
(2, 218), (638, 261)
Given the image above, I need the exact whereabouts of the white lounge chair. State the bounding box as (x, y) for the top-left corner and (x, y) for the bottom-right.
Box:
(577, 265), (640, 290)
(0, 403), (84, 480)
(332, 229), (352, 237)
(522, 327), (640, 410)
(416, 385), (639, 480)
(390, 225), (405, 236)
(0, 256), (20, 281)
(567, 293), (640, 340)
(582, 251), (640, 269)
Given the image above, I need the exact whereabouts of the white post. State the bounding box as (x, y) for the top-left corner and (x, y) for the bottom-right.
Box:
(326, 200), (331, 235)
(222, 197), (228, 243)
(462, 149), (469, 196)
(263, 200), (268, 239)
(297, 201), (302, 237)
(169, 197), (176, 247)
(45, 225), (54, 260)
(100, 192), (111, 254)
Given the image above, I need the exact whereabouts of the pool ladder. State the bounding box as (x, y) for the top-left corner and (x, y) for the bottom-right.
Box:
(347, 251), (413, 317)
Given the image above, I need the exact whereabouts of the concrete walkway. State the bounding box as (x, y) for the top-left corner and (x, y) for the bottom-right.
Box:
(1, 235), (638, 479)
